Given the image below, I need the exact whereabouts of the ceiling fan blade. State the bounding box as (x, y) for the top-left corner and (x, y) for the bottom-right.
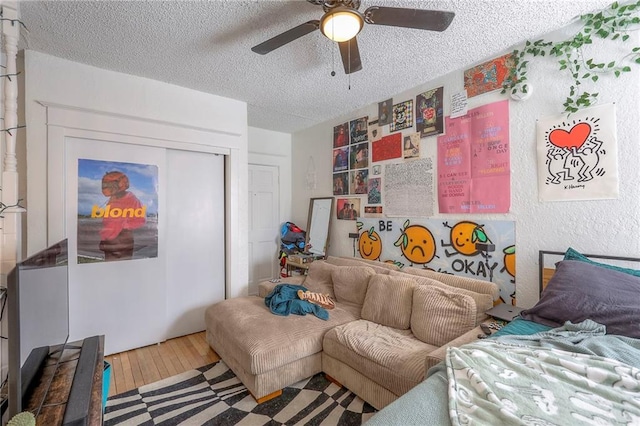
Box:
(251, 20), (319, 55)
(338, 37), (363, 74)
(364, 7), (454, 32)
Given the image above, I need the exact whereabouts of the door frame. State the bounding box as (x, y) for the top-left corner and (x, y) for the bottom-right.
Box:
(42, 102), (247, 298)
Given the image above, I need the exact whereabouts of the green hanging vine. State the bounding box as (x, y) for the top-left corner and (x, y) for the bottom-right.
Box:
(501, 0), (640, 113)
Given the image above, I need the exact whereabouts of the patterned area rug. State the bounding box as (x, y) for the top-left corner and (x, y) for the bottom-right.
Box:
(104, 360), (377, 425)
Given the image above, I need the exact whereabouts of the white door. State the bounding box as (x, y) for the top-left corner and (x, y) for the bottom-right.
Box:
(66, 138), (168, 355)
(165, 150), (225, 339)
(248, 164), (280, 295)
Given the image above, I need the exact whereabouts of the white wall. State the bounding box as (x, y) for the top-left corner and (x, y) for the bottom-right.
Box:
(292, 24), (640, 308)
(23, 50), (250, 302)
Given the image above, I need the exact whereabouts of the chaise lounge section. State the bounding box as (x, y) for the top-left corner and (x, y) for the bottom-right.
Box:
(204, 256), (498, 409)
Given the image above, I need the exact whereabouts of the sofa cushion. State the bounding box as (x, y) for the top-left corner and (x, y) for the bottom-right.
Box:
(331, 266), (376, 312)
(411, 285), (476, 346)
(323, 320), (437, 396)
(402, 267), (499, 300)
(326, 256), (397, 274)
(303, 261), (336, 299)
(361, 274), (416, 330)
(391, 270), (490, 325)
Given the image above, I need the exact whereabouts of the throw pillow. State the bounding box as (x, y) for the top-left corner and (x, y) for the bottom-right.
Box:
(361, 274), (416, 330)
(401, 266), (499, 300)
(411, 285), (476, 347)
(520, 260), (640, 338)
(303, 261), (336, 299)
(331, 266), (376, 309)
(563, 247), (640, 277)
(390, 270), (491, 325)
(325, 256), (396, 274)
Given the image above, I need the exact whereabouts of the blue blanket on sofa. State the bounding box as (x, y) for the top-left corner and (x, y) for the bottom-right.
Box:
(264, 284), (329, 320)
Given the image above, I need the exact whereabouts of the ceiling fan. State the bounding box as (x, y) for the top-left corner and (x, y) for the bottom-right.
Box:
(251, 0), (455, 74)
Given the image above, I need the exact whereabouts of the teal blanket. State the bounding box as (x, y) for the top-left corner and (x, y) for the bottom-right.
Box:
(264, 284), (329, 320)
(446, 320), (640, 425)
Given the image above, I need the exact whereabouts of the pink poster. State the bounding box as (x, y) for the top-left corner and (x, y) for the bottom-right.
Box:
(437, 100), (510, 213)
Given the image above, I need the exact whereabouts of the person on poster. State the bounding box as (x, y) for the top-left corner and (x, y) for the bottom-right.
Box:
(98, 171), (146, 261)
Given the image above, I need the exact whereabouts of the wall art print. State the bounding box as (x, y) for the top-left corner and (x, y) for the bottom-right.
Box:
(536, 103), (618, 202)
(356, 217), (516, 304)
(416, 87), (444, 137)
(390, 100), (413, 132)
(333, 122), (349, 148)
(337, 198), (360, 220)
(463, 53), (516, 98)
(77, 159), (158, 263)
(378, 99), (393, 126)
(403, 133), (420, 160)
(372, 133), (402, 162)
(350, 116), (368, 144)
(333, 171), (348, 195)
(437, 100), (510, 213)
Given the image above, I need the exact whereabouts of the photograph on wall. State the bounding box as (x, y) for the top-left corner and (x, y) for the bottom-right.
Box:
(364, 205), (383, 217)
(463, 53), (516, 98)
(350, 169), (369, 194)
(77, 159), (158, 263)
(372, 133), (402, 162)
(333, 171), (349, 195)
(332, 146), (349, 172)
(355, 218), (516, 304)
(368, 177), (381, 204)
(437, 100), (510, 213)
(350, 116), (369, 144)
(372, 165), (382, 175)
(368, 119), (381, 142)
(403, 133), (420, 160)
(336, 198), (361, 220)
(378, 99), (393, 125)
(536, 103), (618, 202)
(350, 142), (369, 169)
(390, 99), (413, 132)
(416, 87), (444, 137)
(333, 122), (349, 148)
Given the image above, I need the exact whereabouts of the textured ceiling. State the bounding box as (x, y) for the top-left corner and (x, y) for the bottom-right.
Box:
(19, 0), (612, 134)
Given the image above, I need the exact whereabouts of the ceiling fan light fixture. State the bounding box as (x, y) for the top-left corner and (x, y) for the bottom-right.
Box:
(320, 7), (364, 42)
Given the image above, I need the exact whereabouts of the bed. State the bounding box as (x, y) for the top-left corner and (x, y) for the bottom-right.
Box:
(365, 248), (640, 426)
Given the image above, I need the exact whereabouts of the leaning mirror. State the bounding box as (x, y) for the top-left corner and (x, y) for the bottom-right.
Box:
(305, 197), (334, 257)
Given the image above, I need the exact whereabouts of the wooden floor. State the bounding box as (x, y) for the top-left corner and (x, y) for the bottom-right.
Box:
(104, 331), (220, 397)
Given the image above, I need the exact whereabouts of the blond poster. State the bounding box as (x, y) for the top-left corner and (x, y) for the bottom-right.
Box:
(77, 159), (158, 263)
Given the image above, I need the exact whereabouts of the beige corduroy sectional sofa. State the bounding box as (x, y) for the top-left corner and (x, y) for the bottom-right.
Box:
(204, 256), (498, 410)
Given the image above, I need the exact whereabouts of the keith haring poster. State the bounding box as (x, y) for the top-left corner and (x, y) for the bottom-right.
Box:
(464, 53), (516, 98)
(356, 218), (516, 304)
(437, 100), (510, 213)
(536, 103), (618, 201)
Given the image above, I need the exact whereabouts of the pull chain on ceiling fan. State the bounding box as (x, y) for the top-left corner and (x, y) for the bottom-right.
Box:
(251, 0), (455, 75)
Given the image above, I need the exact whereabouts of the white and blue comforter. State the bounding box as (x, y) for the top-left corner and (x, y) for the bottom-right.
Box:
(446, 320), (640, 426)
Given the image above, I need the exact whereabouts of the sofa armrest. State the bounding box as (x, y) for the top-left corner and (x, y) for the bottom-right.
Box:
(424, 325), (483, 374)
(257, 276), (307, 297)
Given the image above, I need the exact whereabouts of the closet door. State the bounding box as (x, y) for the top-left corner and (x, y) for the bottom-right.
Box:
(165, 149), (225, 339)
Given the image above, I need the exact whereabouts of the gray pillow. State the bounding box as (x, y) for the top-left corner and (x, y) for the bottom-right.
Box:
(520, 260), (640, 338)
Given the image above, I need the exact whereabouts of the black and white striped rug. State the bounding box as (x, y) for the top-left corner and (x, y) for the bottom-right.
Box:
(104, 360), (376, 425)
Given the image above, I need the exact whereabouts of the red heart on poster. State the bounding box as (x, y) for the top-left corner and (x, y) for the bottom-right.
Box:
(549, 122), (591, 149)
